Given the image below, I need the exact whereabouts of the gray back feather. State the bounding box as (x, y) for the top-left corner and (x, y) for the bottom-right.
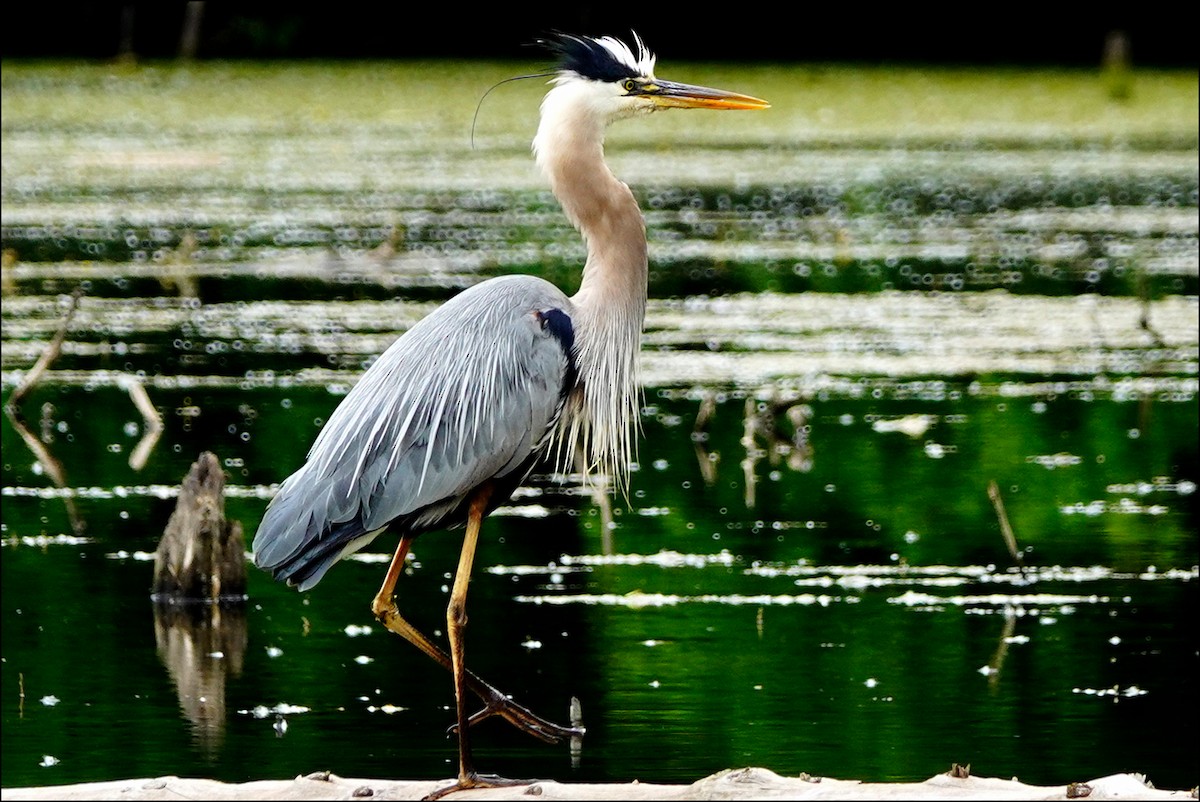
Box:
(253, 274), (573, 578)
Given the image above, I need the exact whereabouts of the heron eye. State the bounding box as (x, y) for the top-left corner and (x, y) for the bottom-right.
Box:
(622, 79), (638, 93)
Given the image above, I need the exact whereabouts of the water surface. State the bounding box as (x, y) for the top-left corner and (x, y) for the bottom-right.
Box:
(2, 61), (1197, 792)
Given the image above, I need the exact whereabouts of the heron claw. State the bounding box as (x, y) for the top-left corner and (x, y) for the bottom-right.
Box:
(423, 772), (533, 801)
(446, 696), (584, 744)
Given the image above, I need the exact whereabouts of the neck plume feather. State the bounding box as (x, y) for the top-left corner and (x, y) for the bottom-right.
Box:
(533, 82), (647, 491)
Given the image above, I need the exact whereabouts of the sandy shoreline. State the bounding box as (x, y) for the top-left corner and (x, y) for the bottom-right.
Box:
(2, 767), (1193, 801)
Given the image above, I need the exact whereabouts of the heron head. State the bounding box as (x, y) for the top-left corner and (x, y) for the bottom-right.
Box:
(540, 32), (769, 121)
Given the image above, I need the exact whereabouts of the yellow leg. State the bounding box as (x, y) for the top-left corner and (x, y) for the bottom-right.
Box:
(446, 486), (487, 787)
(368, 489), (585, 800)
(425, 486), (539, 799)
(370, 525), (583, 745)
(370, 534), (451, 668)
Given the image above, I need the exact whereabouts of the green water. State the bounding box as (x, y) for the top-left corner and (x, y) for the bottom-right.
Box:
(2, 61), (1197, 792)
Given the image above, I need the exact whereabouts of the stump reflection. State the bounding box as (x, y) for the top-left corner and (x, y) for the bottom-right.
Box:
(153, 601), (247, 756)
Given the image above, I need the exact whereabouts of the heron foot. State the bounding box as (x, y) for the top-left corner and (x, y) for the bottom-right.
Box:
(370, 593), (584, 744)
(423, 772), (533, 801)
(452, 693), (585, 744)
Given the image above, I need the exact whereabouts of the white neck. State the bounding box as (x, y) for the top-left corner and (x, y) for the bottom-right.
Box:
(533, 80), (647, 487)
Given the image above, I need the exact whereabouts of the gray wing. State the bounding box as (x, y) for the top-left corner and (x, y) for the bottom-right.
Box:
(253, 274), (575, 590)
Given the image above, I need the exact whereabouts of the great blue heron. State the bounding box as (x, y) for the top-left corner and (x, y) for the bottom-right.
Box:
(252, 32), (767, 796)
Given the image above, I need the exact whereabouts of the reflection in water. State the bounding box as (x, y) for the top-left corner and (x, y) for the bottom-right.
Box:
(153, 601), (247, 757)
(121, 375), (165, 471)
(4, 402), (85, 535)
(692, 390), (721, 488)
(721, 393), (814, 508)
(150, 451), (249, 758)
(0, 61), (1196, 792)
(3, 290), (85, 534)
(593, 479), (614, 556)
(575, 450), (614, 554)
(568, 696), (584, 769)
(985, 611), (1019, 691)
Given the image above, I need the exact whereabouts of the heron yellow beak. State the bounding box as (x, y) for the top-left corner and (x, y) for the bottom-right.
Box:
(642, 79), (770, 110)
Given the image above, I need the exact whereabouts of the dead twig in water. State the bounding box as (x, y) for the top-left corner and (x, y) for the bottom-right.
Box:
(4, 404), (70, 488)
(3, 290), (85, 533)
(5, 289), (81, 413)
(987, 480), (1023, 567)
(985, 483), (1027, 687)
(693, 389), (716, 434)
(122, 375), (164, 471)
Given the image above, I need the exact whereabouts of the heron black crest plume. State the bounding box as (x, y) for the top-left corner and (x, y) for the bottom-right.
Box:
(538, 31), (655, 82)
(253, 32), (766, 799)
(471, 32), (652, 148)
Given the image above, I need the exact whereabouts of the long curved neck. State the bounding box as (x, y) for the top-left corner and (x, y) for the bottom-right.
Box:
(534, 85), (648, 313)
(533, 82), (647, 487)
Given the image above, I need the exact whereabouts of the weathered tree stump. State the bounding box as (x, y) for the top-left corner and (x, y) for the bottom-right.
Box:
(152, 451), (246, 600)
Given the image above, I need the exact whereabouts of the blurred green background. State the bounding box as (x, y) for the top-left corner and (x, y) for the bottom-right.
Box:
(2, 33), (1197, 795)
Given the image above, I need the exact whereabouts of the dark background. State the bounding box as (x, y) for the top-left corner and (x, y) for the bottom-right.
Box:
(2, 3), (1195, 67)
